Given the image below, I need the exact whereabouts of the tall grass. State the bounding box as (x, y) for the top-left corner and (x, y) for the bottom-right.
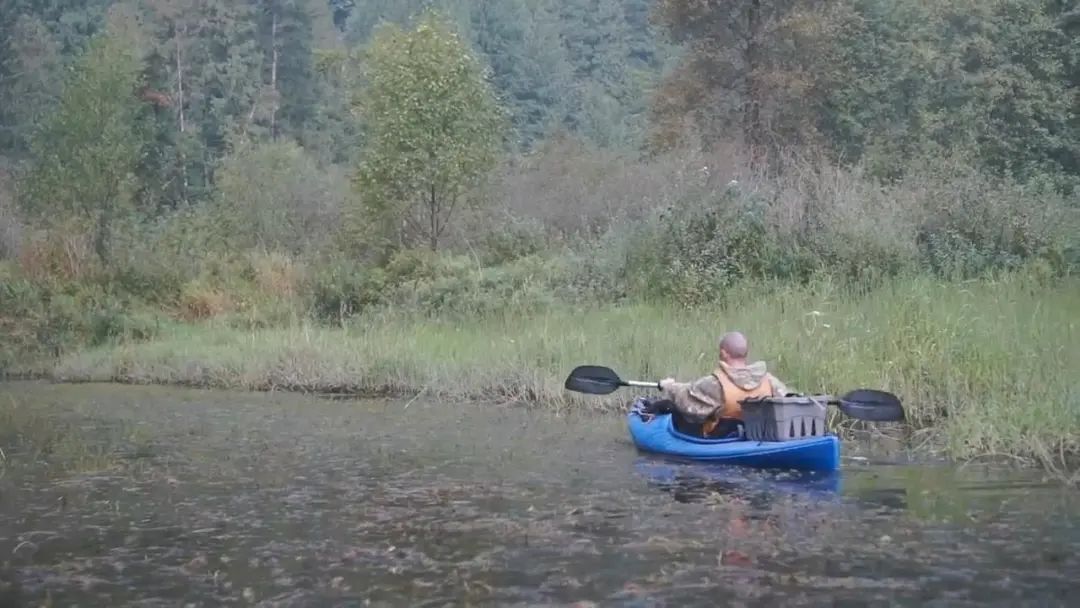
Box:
(0, 167), (22, 260)
(54, 272), (1080, 470)
(0, 395), (123, 475)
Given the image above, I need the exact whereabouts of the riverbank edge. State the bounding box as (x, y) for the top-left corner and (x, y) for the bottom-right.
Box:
(7, 272), (1079, 480)
(11, 359), (1079, 488)
(0, 355), (974, 468)
(0, 372), (1025, 490)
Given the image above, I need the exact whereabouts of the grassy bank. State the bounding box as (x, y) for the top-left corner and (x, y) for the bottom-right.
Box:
(50, 273), (1080, 472)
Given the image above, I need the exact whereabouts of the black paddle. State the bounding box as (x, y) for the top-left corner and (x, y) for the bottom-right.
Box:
(564, 365), (905, 422)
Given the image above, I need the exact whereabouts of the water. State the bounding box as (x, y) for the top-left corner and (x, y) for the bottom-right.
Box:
(0, 382), (1077, 606)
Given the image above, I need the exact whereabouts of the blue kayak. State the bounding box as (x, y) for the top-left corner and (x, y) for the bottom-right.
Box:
(627, 410), (841, 472)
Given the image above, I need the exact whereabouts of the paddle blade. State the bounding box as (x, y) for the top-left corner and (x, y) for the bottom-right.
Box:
(836, 389), (905, 422)
(565, 365), (624, 395)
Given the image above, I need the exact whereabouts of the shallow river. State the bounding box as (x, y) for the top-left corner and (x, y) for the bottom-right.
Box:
(0, 382), (1077, 606)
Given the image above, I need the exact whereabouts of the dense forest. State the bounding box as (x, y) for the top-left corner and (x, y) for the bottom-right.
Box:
(1, 0), (1079, 365)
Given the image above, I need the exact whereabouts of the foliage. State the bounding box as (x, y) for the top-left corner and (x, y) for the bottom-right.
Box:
(649, 0), (858, 157)
(0, 15), (65, 156)
(17, 7), (149, 262)
(4, 0), (1078, 187)
(214, 139), (347, 254)
(829, 0), (1080, 188)
(308, 255), (385, 323)
(352, 10), (507, 252)
(648, 0), (1080, 190)
(342, 0), (664, 151)
(139, 0), (263, 206)
(0, 275), (161, 371)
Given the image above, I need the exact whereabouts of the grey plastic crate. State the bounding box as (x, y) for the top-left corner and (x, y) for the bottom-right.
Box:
(741, 395), (828, 442)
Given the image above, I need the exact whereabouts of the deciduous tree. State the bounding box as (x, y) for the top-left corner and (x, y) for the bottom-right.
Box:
(19, 7), (150, 262)
(353, 11), (506, 252)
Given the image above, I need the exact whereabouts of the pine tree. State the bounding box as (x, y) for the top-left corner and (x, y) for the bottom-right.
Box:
(303, 0), (357, 164)
(558, 0), (639, 147)
(142, 0), (263, 205)
(469, 0), (572, 149)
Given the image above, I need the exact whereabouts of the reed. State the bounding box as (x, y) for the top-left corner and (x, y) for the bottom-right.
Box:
(53, 273), (1080, 470)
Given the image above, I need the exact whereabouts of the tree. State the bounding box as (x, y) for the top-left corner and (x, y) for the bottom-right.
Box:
(0, 0), (114, 157)
(1045, 0), (1080, 183)
(827, 0), (1078, 186)
(0, 16), (64, 156)
(558, 0), (642, 147)
(141, 0), (262, 206)
(215, 139), (346, 253)
(649, 0), (856, 160)
(353, 11), (506, 252)
(470, 0), (572, 149)
(254, 0), (319, 140)
(18, 7), (150, 263)
(302, 1), (357, 164)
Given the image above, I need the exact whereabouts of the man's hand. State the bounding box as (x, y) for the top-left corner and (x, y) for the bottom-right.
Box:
(659, 377), (675, 391)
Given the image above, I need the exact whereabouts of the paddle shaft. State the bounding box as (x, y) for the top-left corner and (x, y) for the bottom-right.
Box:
(563, 365), (903, 422)
(621, 384), (848, 403)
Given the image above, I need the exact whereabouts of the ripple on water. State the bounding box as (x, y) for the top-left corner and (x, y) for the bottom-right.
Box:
(0, 382), (1078, 606)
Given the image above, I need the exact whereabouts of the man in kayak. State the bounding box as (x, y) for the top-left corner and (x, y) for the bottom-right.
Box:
(644, 331), (791, 437)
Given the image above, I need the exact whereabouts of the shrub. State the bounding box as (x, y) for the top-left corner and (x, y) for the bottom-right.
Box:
(0, 277), (162, 370)
(477, 215), (546, 265)
(247, 250), (305, 299)
(902, 164), (1072, 279)
(177, 279), (234, 321)
(104, 207), (225, 304)
(308, 258), (386, 323)
(560, 149), (1077, 301)
(16, 229), (98, 283)
(214, 140), (348, 254)
(384, 253), (569, 317)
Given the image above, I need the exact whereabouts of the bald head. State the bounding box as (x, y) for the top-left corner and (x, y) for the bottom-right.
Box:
(719, 331), (749, 362)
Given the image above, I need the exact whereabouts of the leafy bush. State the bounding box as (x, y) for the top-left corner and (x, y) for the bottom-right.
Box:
(308, 258), (386, 323)
(908, 165), (1073, 279)
(0, 276), (162, 371)
(214, 140), (348, 254)
(106, 261), (186, 306)
(384, 253), (570, 316)
(610, 186), (814, 306)
(245, 250), (305, 299)
(573, 151), (1078, 303)
(477, 215), (547, 265)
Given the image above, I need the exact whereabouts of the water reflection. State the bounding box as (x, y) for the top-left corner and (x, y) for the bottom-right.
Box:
(633, 457), (844, 504)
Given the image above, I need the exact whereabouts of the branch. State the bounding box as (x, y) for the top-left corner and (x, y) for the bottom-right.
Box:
(401, 203), (426, 240)
(435, 187), (459, 241)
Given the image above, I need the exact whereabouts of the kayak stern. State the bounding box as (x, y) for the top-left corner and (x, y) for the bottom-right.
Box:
(627, 411), (840, 472)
